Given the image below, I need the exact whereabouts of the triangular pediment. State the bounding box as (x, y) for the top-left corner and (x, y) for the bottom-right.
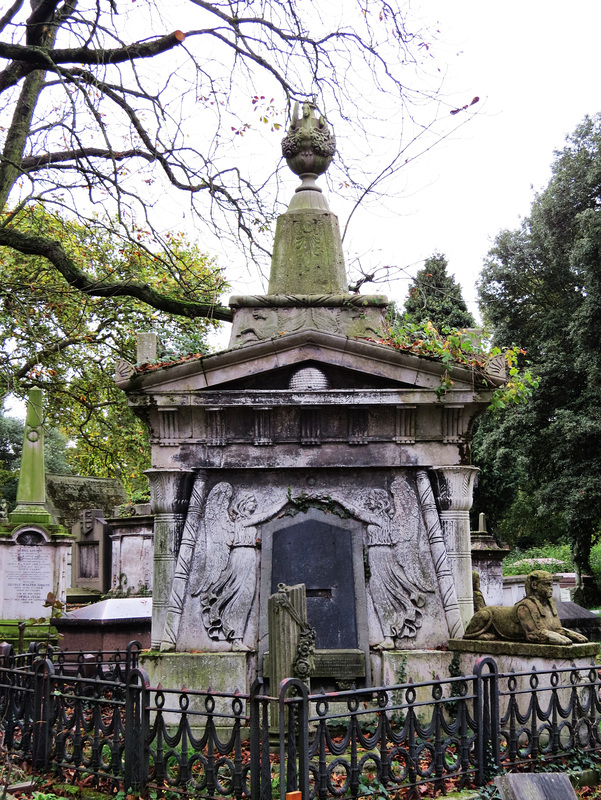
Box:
(116, 329), (494, 396)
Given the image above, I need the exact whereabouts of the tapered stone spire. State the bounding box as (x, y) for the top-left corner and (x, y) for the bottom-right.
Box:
(269, 101), (346, 295)
(228, 99), (388, 347)
(9, 388), (53, 525)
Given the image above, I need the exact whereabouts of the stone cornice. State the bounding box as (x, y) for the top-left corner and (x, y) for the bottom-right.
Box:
(116, 328), (501, 394)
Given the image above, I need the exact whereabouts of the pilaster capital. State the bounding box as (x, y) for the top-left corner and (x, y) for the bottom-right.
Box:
(144, 469), (197, 515)
(428, 466), (479, 512)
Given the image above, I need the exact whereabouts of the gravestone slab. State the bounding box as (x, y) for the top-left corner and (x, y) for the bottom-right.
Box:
(495, 772), (577, 800)
(5, 544), (54, 617)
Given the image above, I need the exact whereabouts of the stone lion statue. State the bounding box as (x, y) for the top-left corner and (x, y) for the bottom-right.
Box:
(464, 570), (588, 645)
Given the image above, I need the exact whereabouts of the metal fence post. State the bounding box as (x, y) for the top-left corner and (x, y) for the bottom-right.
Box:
(250, 678), (264, 800)
(474, 656), (500, 786)
(279, 678), (309, 800)
(32, 657), (54, 769)
(124, 667), (150, 791)
(125, 640), (142, 677)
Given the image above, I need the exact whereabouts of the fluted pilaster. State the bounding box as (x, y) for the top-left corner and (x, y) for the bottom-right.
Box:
(145, 469), (195, 649)
(428, 466), (479, 628)
(161, 470), (209, 651)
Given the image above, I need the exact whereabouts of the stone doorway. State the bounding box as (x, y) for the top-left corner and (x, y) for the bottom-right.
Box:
(259, 507), (370, 687)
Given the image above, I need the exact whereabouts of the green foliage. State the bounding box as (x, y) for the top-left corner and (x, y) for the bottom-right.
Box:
(403, 252), (476, 330)
(586, 542), (601, 594)
(0, 206), (226, 498)
(357, 772), (389, 800)
(475, 113), (601, 578)
(381, 320), (538, 409)
(502, 544), (573, 576)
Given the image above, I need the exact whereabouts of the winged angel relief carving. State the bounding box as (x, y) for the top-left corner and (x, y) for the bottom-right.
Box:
(331, 477), (434, 648)
(190, 483), (287, 650)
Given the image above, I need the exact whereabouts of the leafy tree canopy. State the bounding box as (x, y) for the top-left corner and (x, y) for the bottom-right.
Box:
(475, 114), (601, 590)
(0, 204), (224, 496)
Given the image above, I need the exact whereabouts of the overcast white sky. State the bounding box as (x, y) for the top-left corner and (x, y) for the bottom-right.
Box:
(371, 0), (601, 319)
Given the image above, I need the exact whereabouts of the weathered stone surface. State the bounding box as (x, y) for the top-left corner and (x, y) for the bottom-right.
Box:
(429, 466), (478, 629)
(280, 100), (336, 178)
(10, 389), (51, 526)
(170, 477), (450, 662)
(107, 512), (154, 595)
(450, 638), (599, 659)
(145, 469), (195, 649)
(268, 213), (348, 295)
(137, 331), (159, 364)
(139, 651), (250, 720)
(115, 127), (504, 692)
(495, 772), (577, 800)
(267, 584), (314, 687)
(229, 297), (388, 345)
(71, 510), (112, 593)
(45, 474), (126, 533)
(264, 648), (365, 686)
(0, 391), (72, 620)
(471, 513), (509, 606)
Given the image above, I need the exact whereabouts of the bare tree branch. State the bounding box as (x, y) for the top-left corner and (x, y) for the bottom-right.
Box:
(0, 0), (24, 36)
(0, 30), (186, 68)
(21, 147), (155, 170)
(0, 225), (233, 321)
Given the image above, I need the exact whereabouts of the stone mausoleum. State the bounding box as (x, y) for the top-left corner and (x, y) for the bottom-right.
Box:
(115, 102), (504, 691)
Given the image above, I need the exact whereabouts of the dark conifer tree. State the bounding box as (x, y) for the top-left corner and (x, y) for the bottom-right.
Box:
(404, 253), (475, 330)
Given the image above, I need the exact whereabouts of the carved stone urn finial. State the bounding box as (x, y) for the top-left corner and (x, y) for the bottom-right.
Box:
(281, 100), (336, 183)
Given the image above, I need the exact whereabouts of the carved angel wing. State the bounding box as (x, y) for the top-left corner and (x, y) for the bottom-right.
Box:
(190, 482), (234, 597)
(390, 476), (434, 593)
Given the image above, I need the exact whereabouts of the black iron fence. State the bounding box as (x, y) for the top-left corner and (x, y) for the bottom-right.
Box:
(0, 645), (600, 799)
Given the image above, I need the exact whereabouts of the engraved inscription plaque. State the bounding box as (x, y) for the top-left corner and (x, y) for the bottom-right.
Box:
(6, 546), (54, 615)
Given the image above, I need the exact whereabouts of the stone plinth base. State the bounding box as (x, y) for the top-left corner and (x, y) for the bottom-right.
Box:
(139, 651), (252, 734)
(140, 650), (251, 693)
(371, 643), (600, 718)
(449, 638), (600, 661)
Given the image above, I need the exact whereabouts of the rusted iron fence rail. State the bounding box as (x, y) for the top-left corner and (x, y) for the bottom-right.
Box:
(0, 646), (600, 799)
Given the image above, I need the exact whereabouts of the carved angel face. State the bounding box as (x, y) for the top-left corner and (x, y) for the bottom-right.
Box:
(234, 494), (257, 518)
(365, 489), (391, 516)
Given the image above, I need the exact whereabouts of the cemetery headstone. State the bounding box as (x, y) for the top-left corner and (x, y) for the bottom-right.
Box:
(0, 390), (72, 640)
(71, 509), (111, 593)
(495, 772), (577, 800)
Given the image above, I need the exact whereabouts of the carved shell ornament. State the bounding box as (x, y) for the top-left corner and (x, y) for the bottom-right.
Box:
(281, 100), (336, 176)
